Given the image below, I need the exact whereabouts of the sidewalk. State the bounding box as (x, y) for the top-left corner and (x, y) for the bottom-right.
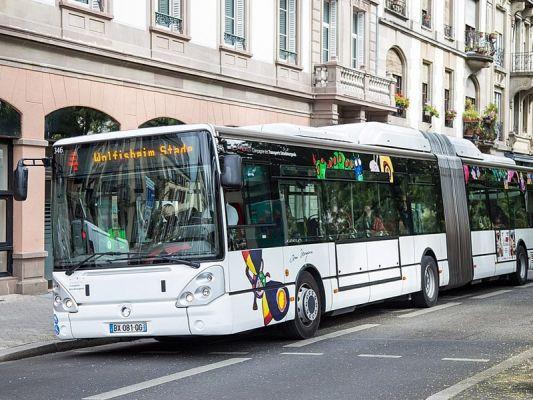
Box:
(452, 356), (533, 400)
(0, 292), (54, 350)
(0, 292), (122, 362)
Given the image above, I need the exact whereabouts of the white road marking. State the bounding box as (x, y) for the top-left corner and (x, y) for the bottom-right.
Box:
(471, 289), (512, 299)
(390, 308), (416, 313)
(83, 358), (250, 400)
(281, 352), (323, 356)
(427, 347), (533, 400)
(209, 351), (250, 355)
(283, 324), (380, 348)
(442, 357), (489, 363)
(398, 302), (461, 318)
(358, 354), (402, 359)
(518, 282), (533, 288)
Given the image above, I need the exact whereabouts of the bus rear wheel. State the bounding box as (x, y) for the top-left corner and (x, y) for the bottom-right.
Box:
(283, 271), (321, 339)
(510, 246), (528, 286)
(413, 256), (439, 308)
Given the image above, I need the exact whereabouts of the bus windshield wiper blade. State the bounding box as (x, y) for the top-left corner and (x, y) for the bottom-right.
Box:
(149, 254), (201, 268)
(118, 254), (201, 269)
(65, 252), (124, 276)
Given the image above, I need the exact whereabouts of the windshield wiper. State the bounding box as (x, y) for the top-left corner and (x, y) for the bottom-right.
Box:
(64, 252), (124, 276)
(114, 254), (201, 269)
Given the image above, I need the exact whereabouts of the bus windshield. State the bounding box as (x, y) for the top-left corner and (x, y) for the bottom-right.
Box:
(52, 130), (220, 270)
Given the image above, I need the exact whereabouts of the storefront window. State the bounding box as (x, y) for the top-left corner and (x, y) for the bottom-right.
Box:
(139, 117), (184, 128)
(0, 100), (21, 138)
(0, 199), (5, 242)
(0, 144), (7, 190)
(0, 252), (7, 274)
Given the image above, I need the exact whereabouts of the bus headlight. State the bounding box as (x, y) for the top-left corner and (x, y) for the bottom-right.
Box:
(52, 280), (79, 313)
(176, 265), (225, 307)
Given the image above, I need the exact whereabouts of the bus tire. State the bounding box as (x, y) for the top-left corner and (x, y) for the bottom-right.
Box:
(510, 246), (528, 286)
(283, 271), (321, 339)
(413, 256), (439, 308)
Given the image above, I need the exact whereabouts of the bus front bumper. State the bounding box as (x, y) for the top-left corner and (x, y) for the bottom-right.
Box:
(54, 294), (234, 340)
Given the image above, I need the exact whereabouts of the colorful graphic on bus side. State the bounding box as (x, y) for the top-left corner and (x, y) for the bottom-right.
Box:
(242, 249), (290, 326)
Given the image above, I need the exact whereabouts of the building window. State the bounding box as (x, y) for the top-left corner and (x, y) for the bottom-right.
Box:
(224, 0), (246, 50)
(444, 0), (454, 38)
(387, 48), (406, 118)
(494, 32), (504, 68)
(322, 0), (337, 63)
(73, 0), (104, 12)
(422, 62), (432, 123)
(421, 0), (432, 29)
(444, 70), (454, 128)
(279, 0), (297, 64)
(156, 0), (183, 33)
(494, 91), (503, 140)
(351, 10), (365, 69)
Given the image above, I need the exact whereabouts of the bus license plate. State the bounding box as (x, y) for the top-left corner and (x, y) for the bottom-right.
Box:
(109, 322), (148, 334)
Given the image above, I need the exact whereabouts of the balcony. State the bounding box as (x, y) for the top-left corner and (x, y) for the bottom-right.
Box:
(512, 52), (533, 73)
(385, 0), (407, 17)
(510, 52), (533, 96)
(464, 30), (496, 71)
(155, 12), (182, 33)
(493, 48), (505, 69)
(313, 63), (395, 110)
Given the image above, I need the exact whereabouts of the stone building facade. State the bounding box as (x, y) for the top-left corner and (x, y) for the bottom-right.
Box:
(0, 0), (530, 294)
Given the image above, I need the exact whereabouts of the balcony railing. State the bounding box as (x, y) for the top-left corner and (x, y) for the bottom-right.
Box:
(495, 122), (504, 142)
(385, 0), (407, 17)
(155, 12), (182, 32)
(493, 48), (504, 68)
(224, 32), (246, 48)
(465, 30), (496, 57)
(421, 10), (432, 29)
(444, 24), (454, 39)
(314, 63), (395, 108)
(512, 52), (533, 73)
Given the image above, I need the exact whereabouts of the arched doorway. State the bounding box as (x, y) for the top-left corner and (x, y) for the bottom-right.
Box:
(0, 99), (21, 277)
(44, 107), (120, 280)
(139, 117), (184, 128)
(386, 47), (407, 117)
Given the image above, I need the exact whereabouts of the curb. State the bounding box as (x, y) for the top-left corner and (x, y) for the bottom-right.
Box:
(0, 338), (134, 363)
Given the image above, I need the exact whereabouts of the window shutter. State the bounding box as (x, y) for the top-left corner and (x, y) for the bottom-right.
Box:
(329, 0), (337, 60)
(288, 0), (297, 57)
(280, 2), (287, 52)
(225, 0), (234, 35)
(357, 12), (365, 68)
(159, 0), (169, 15)
(172, 0), (181, 19)
(235, 0), (245, 50)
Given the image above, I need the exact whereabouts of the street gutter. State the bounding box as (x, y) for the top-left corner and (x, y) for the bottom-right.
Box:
(0, 338), (136, 363)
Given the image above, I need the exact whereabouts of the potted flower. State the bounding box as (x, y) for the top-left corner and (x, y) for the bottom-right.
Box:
(423, 103), (439, 118)
(462, 100), (481, 138)
(445, 110), (457, 121)
(394, 93), (410, 110)
(480, 103), (498, 142)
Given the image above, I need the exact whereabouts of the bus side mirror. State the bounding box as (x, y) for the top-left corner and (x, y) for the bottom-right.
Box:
(220, 154), (242, 190)
(13, 160), (28, 201)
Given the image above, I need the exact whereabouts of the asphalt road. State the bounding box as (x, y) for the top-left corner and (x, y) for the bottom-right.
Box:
(1, 277), (532, 400)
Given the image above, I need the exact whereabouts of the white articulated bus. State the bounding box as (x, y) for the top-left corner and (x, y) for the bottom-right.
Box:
(13, 122), (531, 340)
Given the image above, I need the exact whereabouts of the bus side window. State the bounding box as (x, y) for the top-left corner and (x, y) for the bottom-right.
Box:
(278, 181), (323, 244)
(226, 163), (285, 251)
(467, 184), (491, 231)
(508, 188), (528, 229)
(488, 188), (511, 230)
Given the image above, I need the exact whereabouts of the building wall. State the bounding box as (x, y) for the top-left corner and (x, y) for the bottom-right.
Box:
(0, 0), (531, 294)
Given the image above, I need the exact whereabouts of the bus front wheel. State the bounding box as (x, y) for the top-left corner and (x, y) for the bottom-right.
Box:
(284, 271), (322, 339)
(511, 246), (528, 286)
(413, 256), (439, 308)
